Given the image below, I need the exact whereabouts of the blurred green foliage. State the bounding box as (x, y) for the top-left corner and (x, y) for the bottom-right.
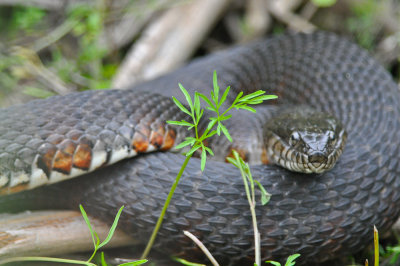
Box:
(12, 6), (46, 32)
(346, 0), (382, 50)
(311, 0), (337, 8)
(0, 2), (116, 102)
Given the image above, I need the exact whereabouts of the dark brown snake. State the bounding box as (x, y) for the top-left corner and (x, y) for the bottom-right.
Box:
(1, 32), (400, 265)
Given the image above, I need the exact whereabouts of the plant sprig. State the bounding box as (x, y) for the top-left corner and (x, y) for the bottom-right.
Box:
(168, 70), (277, 170)
(142, 70), (277, 261)
(227, 150), (271, 265)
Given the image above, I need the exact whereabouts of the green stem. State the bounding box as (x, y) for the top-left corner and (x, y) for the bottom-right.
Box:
(0, 257), (96, 265)
(141, 154), (192, 259)
(236, 161), (260, 266)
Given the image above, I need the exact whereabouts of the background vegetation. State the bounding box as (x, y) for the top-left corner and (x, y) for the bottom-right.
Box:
(0, 0), (398, 108)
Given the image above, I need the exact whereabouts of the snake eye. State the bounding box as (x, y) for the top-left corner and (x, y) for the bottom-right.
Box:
(290, 132), (300, 146)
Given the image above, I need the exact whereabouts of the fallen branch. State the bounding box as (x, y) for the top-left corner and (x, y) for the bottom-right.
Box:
(0, 210), (134, 259)
(112, 0), (232, 89)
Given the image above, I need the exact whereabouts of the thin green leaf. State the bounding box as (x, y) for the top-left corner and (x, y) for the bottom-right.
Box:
(210, 90), (216, 104)
(226, 157), (240, 168)
(198, 109), (204, 122)
(198, 92), (215, 109)
(179, 83), (194, 113)
(218, 114), (232, 121)
(199, 129), (217, 141)
(206, 106), (217, 112)
(172, 96), (191, 116)
(265, 261), (281, 266)
(186, 144), (201, 156)
(201, 147), (207, 171)
(285, 254), (301, 266)
(219, 123), (232, 142)
(173, 257), (206, 266)
(232, 91), (244, 105)
(247, 95), (278, 102)
(167, 120), (194, 127)
(97, 206), (124, 249)
(247, 100), (263, 105)
(100, 252), (107, 266)
(207, 118), (218, 131)
(194, 93), (201, 121)
(119, 259), (148, 266)
(205, 130), (217, 139)
(204, 146), (214, 156)
(219, 86), (230, 107)
(237, 105), (256, 113)
(174, 138), (196, 150)
(79, 204), (98, 248)
(238, 90), (266, 102)
(212, 70), (219, 103)
(254, 180), (271, 205)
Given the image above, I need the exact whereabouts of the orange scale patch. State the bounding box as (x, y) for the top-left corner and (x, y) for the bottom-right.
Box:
(53, 141), (77, 174)
(150, 125), (165, 149)
(38, 146), (57, 177)
(132, 131), (149, 152)
(161, 129), (176, 151)
(73, 143), (92, 170)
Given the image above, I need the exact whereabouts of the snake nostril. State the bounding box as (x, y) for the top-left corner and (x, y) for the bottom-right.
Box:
(309, 152), (327, 164)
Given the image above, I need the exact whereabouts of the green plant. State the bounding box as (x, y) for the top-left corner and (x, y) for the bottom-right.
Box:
(227, 150), (271, 265)
(0, 205), (146, 266)
(140, 70), (277, 260)
(265, 254), (301, 266)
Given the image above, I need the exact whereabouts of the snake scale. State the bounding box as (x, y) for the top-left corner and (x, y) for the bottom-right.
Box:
(1, 32), (400, 265)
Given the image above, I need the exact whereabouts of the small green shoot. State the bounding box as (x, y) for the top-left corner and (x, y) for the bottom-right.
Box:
(227, 150), (271, 265)
(0, 205), (145, 266)
(79, 204), (125, 262)
(265, 253), (301, 266)
(141, 70), (276, 259)
(173, 257), (207, 266)
(374, 225), (379, 266)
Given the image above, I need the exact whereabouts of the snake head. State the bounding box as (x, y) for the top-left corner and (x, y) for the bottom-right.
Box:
(264, 107), (347, 174)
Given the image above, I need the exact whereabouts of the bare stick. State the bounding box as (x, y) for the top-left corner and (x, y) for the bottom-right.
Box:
(267, 0), (316, 33)
(183, 231), (219, 266)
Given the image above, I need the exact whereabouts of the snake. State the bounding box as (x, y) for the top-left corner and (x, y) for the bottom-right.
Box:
(1, 32), (400, 265)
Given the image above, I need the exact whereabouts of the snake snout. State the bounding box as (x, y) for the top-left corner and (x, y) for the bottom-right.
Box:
(308, 152), (327, 165)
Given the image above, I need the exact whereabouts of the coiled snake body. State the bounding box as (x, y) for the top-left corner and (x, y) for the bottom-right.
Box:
(1, 32), (400, 264)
